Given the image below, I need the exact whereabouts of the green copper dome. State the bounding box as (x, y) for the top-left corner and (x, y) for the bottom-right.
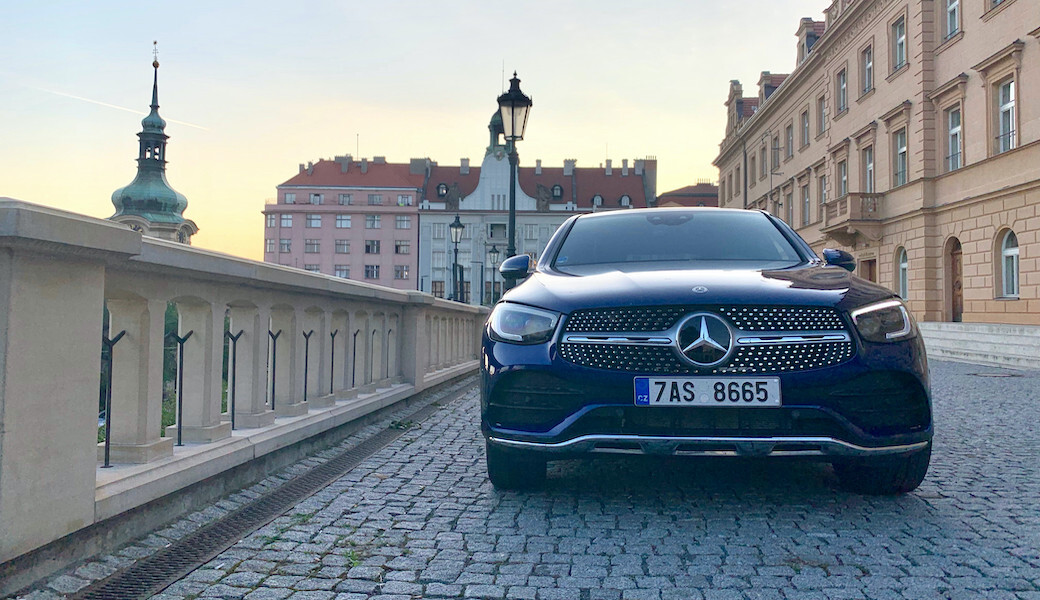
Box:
(110, 60), (188, 224)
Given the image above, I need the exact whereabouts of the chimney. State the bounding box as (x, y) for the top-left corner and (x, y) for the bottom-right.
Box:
(306, 161), (314, 176)
(335, 154), (352, 173)
(299, 163), (305, 174)
(410, 158), (428, 175)
(373, 156), (386, 164)
(635, 159), (644, 175)
(361, 158), (368, 174)
(461, 158), (470, 175)
(564, 159), (576, 176)
(605, 159), (612, 176)
(622, 159), (629, 176)
(536, 159), (542, 175)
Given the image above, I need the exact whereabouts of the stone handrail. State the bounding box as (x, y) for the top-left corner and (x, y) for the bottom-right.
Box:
(0, 199), (487, 569)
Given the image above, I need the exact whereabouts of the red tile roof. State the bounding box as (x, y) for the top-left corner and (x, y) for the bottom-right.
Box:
(280, 159), (425, 189)
(657, 183), (719, 207)
(741, 98), (760, 119)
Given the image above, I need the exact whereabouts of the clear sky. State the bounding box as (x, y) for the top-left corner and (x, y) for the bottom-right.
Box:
(0, 1), (824, 260)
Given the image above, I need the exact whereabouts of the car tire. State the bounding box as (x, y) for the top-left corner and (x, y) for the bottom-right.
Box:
(486, 441), (546, 490)
(833, 443), (931, 495)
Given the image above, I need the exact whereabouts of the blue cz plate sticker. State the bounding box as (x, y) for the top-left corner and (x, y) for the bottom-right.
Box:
(633, 377), (781, 407)
(634, 377), (651, 405)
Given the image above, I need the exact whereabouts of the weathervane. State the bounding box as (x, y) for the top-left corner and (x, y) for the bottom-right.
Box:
(152, 40), (159, 68)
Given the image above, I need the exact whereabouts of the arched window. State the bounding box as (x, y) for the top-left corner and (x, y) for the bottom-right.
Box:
(436, 183), (448, 198)
(551, 184), (563, 199)
(897, 247), (909, 300)
(1001, 230), (1019, 297)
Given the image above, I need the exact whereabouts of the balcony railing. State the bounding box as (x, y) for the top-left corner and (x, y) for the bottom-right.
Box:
(821, 192), (885, 245)
(0, 200), (487, 576)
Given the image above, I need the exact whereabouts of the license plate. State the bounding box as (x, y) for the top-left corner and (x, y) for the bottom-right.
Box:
(634, 377), (781, 407)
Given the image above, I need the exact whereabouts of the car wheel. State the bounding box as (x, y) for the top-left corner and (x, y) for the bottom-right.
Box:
(833, 443), (931, 495)
(485, 441), (546, 490)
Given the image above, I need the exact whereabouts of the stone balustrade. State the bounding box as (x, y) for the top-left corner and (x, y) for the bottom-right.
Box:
(0, 199), (487, 570)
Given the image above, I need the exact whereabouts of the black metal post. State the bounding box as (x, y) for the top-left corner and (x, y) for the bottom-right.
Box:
(452, 244), (460, 301)
(167, 330), (194, 446)
(101, 330), (126, 468)
(385, 329), (392, 380)
(269, 330), (281, 411)
(225, 329), (243, 430)
(302, 330), (314, 403)
(351, 328), (360, 387)
(330, 329), (339, 394)
(491, 263), (497, 303)
(505, 143), (519, 290)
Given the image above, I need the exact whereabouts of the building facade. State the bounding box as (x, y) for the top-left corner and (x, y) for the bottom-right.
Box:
(714, 0), (1039, 325)
(265, 112), (658, 303)
(656, 182), (720, 207)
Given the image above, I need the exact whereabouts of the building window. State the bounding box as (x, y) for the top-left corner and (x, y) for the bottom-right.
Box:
(836, 69), (848, 113)
(336, 214), (351, 228)
(279, 239), (291, 253)
(863, 146), (875, 193)
(431, 281), (444, 298)
(338, 193), (352, 205)
(366, 214), (381, 229)
(1001, 231), (1019, 297)
(759, 146), (767, 177)
(304, 264), (320, 273)
(364, 240), (381, 254)
(304, 239), (320, 253)
(280, 214), (292, 228)
(800, 111), (810, 147)
(552, 184), (563, 198)
(397, 195), (413, 206)
(801, 184), (810, 226)
(784, 125), (794, 159)
(996, 78), (1016, 154)
(367, 194), (383, 205)
(309, 193), (323, 205)
(749, 156), (757, 186)
(817, 96), (827, 135)
(394, 265), (409, 280)
(306, 214), (322, 228)
(266, 214), (276, 228)
(944, 0), (959, 40)
(265, 239), (275, 253)
(893, 128), (908, 186)
(364, 265), (380, 280)
(838, 160), (848, 197)
(284, 193), (296, 204)
(524, 224), (538, 240)
(436, 184), (448, 198)
(335, 239), (350, 254)
(818, 175), (827, 207)
(620, 194), (631, 207)
(771, 135), (780, 170)
(785, 191), (793, 224)
(862, 46), (873, 93)
(432, 223), (446, 239)
(395, 240), (410, 254)
(432, 251), (445, 270)
(892, 17), (907, 71)
(334, 265), (349, 278)
(396, 215), (412, 229)
(946, 106), (962, 171)
(897, 248), (909, 300)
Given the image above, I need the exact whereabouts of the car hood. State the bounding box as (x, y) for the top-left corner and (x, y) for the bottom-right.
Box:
(500, 263), (895, 315)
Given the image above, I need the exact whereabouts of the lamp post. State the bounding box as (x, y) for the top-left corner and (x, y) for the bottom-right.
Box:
(497, 72), (533, 284)
(488, 244), (500, 304)
(449, 214), (464, 302)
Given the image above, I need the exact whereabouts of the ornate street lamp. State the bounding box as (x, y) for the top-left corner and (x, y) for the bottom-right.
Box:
(497, 72), (533, 277)
(488, 244), (500, 304)
(449, 214), (465, 302)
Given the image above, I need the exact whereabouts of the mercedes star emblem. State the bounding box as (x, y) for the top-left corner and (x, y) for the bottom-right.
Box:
(692, 286), (709, 293)
(676, 313), (733, 367)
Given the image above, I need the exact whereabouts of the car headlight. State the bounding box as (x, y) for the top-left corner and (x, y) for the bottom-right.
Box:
(487, 303), (560, 345)
(850, 299), (915, 343)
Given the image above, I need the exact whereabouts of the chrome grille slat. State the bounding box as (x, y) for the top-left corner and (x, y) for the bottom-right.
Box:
(564, 305), (846, 333)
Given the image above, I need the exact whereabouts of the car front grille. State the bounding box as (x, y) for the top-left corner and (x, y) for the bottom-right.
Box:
(564, 305), (846, 333)
(558, 304), (854, 375)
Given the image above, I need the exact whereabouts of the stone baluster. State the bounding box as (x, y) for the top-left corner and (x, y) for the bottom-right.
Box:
(228, 304), (275, 428)
(306, 308), (334, 408)
(270, 306), (306, 416)
(166, 300), (230, 442)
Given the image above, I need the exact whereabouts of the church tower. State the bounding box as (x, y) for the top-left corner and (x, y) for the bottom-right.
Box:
(109, 45), (198, 244)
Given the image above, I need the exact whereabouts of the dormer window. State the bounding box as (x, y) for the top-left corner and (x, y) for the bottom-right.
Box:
(619, 195), (631, 207)
(592, 195), (603, 207)
(437, 183), (448, 198)
(552, 184), (563, 199)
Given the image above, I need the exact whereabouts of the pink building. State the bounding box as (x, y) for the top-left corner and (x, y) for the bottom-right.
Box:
(263, 156), (426, 290)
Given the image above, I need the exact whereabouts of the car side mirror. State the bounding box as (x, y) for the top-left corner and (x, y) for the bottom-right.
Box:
(499, 254), (531, 281)
(822, 248), (856, 272)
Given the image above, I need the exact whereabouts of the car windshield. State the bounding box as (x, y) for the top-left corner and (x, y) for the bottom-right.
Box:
(552, 210), (803, 272)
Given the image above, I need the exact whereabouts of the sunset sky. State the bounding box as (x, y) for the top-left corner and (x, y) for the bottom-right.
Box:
(0, 1), (824, 260)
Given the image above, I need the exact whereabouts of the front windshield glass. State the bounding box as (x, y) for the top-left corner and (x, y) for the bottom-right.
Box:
(552, 210), (803, 271)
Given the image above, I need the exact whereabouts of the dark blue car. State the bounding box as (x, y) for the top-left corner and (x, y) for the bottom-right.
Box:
(481, 208), (931, 494)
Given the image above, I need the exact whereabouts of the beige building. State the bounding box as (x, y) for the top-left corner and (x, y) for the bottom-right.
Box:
(715, 0), (1039, 327)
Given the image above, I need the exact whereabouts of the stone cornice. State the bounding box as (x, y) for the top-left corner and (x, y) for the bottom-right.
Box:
(929, 73), (969, 104)
(972, 40), (1025, 74)
(880, 100), (912, 129)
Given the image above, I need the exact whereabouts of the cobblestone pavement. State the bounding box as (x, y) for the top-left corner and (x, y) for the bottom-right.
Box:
(17, 360), (1040, 600)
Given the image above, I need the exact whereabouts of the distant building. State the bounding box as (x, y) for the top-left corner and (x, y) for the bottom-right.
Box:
(656, 182), (719, 207)
(714, 0), (1039, 326)
(264, 111), (658, 303)
(109, 57), (197, 244)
